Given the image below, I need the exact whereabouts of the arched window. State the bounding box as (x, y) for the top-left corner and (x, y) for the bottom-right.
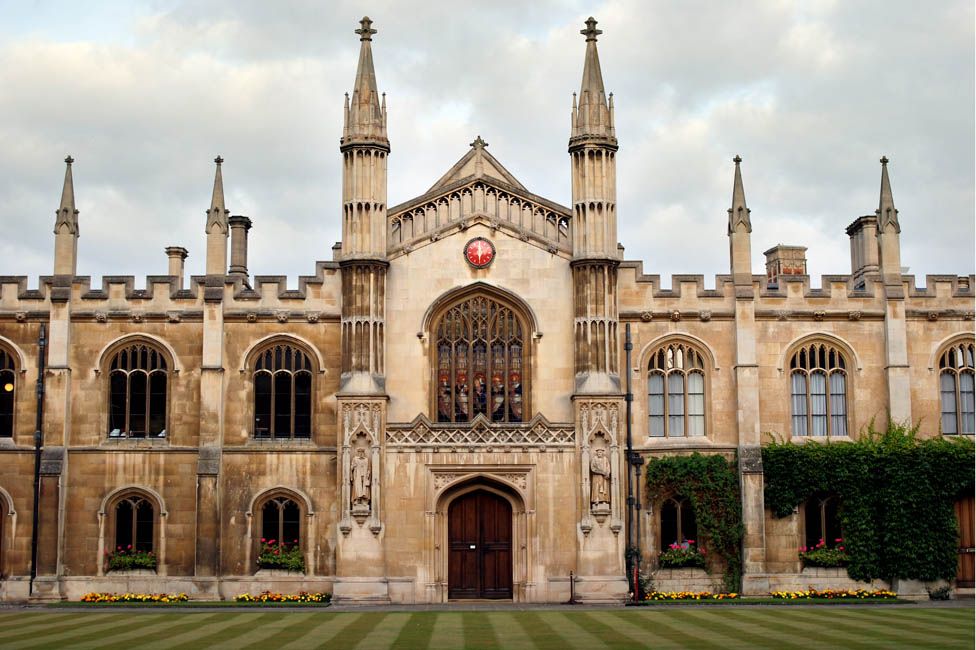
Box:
(647, 341), (706, 437)
(660, 496), (697, 550)
(789, 341), (848, 437)
(939, 340), (975, 435)
(804, 494), (842, 549)
(252, 343), (313, 439)
(261, 496), (301, 546)
(114, 494), (155, 553)
(108, 342), (168, 438)
(0, 349), (15, 438)
(434, 295), (525, 423)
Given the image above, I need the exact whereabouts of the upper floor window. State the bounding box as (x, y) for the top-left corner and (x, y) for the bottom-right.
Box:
(790, 342), (848, 437)
(434, 295), (525, 423)
(108, 343), (168, 438)
(253, 343), (313, 439)
(939, 340), (975, 435)
(647, 342), (706, 437)
(0, 349), (14, 437)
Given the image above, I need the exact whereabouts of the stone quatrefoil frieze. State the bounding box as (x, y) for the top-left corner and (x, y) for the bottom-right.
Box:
(386, 414), (575, 448)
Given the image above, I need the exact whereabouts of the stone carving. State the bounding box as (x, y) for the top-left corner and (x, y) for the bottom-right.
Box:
(670, 309), (681, 322)
(131, 311), (145, 323)
(14, 312), (26, 323)
(386, 414), (574, 448)
(167, 311), (182, 323)
(305, 311), (321, 324)
(848, 310), (862, 321)
(351, 447), (371, 509)
(276, 310), (290, 323)
(589, 448), (610, 506)
(639, 310), (652, 322)
(776, 310), (790, 321)
(813, 310), (826, 321)
(927, 312), (939, 322)
(699, 310), (712, 322)
(246, 312), (258, 323)
(432, 470), (528, 493)
(579, 402), (618, 445)
(94, 311), (107, 323)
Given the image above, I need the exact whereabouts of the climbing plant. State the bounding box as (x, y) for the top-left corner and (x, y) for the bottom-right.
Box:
(645, 453), (743, 592)
(763, 421), (975, 582)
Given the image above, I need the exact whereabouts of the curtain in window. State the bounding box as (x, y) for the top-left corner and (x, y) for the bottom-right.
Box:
(648, 373), (665, 437)
(791, 372), (808, 436)
(961, 371), (975, 434)
(940, 371), (958, 435)
(667, 373), (685, 437)
(810, 371), (827, 436)
(688, 372), (705, 436)
(829, 373), (847, 436)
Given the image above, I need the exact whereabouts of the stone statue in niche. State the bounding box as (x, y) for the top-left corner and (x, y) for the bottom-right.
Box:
(351, 447), (371, 514)
(590, 447), (611, 507)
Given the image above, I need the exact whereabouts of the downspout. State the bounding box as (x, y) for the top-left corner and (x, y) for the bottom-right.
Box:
(624, 324), (635, 592)
(29, 324), (47, 597)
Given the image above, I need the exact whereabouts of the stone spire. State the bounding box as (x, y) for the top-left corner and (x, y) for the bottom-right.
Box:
(53, 155), (80, 276)
(205, 156), (229, 276)
(875, 156), (902, 286)
(728, 155), (751, 234)
(571, 17), (615, 144)
(727, 156), (753, 286)
(342, 16), (388, 147)
(876, 155), (900, 233)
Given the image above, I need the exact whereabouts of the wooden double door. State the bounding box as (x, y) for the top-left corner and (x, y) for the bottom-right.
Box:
(448, 490), (513, 599)
(956, 496), (975, 588)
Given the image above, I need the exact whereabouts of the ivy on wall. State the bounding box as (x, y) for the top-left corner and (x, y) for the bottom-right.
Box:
(763, 422), (975, 582)
(645, 453), (743, 592)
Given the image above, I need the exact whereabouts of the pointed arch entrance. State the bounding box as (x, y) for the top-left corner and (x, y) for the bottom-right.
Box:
(448, 489), (513, 599)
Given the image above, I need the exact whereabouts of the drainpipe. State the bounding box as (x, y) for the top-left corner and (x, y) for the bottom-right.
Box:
(624, 324), (635, 590)
(29, 324), (47, 597)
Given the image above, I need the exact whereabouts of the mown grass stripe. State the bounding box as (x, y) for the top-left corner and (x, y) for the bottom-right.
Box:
(659, 609), (789, 650)
(3, 613), (143, 649)
(484, 612), (536, 649)
(350, 611), (411, 649)
(785, 608), (966, 648)
(720, 608), (881, 650)
(570, 610), (683, 649)
(84, 613), (215, 650)
(133, 612), (255, 650)
(0, 612), (84, 632)
(277, 612), (359, 650)
(312, 612), (388, 650)
(511, 611), (581, 650)
(581, 610), (687, 649)
(461, 612), (500, 650)
(611, 610), (734, 649)
(391, 612), (437, 649)
(849, 607), (975, 637)
(174, 612), (286, 650)
(231, 612), (320, 650)
(426, 613), (463, 650)
(18, 613), (169, 650)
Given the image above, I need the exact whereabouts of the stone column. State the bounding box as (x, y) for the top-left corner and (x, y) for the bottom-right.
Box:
(227, 215), (252, 280)
(165, 246), (188, 291)
(339, 261), (387, 395)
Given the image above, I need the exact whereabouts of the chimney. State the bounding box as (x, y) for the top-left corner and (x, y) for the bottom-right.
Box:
(228, 215), (252, 281)
(846, 215), (880, 289)
(764, 244), (807, 287)
(165, 247), (188, 290)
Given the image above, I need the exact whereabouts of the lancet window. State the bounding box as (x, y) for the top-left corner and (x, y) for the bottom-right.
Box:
(114, 494), (155, 553)
(789, 341), (848, 437)
(108, 342), (168, 438)
(939, 340), (975, 435)
(434, 295), (526, 424)
(252, 343), (313, 439)
(647, 341), (707, 437)
(660, 496), (697, 550)
(0, 349), (14, 437)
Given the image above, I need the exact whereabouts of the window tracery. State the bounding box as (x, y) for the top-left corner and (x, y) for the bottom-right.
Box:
(0, 349), (14, 438)
(108, 342), (168, 438)
(939, 340), (975, 435)
(434, 295), (526, 423)
(660, 496), (697, 550)
(789, 341), (849, 437)
(252, 342), (313, 439)
(114, 494), (155, 553)
(647, 341), (706, 437)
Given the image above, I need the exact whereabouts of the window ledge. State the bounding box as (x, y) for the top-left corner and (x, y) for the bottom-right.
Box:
(639, 436), (720, 448)
(101, 437), (170, 449)
(789, 435), (854, 444)
(246, 437), (316, 448)
(106, 568), (158, 576)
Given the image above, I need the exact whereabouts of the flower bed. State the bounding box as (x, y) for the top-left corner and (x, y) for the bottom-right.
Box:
(234, 591), (331, 604)
(645, 591), (738, 601)
(770, 588), (897, 600)
(106, 547), (157, 572)
(80, 592), (187, 603)
(798, 539), (849, 568)
(658, 540), (707, 569)
(257, 539), (305, 573)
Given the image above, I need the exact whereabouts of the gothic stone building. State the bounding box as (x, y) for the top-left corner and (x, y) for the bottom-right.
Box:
(0, 17), (973, 603)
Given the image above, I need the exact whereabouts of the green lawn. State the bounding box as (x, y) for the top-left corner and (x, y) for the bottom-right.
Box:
(0, 606), (971, 649)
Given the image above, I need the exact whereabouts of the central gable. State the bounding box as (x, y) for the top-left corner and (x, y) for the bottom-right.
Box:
(388, 138), (572, 259)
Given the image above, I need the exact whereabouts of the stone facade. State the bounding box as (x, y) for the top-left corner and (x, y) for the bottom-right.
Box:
(0, 16), (973, 603)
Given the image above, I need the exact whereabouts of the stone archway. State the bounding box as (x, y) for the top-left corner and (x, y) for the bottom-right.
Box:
(427, 472), (532, 603)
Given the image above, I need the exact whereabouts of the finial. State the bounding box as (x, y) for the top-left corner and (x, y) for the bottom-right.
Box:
(733, 155), (742, 164)
(581, 16), (602, 42)
(356, 16), (377, 41)
(880, 155), (889, 165)
(64, 155), (74, 165)
(214, 155), (224, 165)
(470, 135), (488, 149)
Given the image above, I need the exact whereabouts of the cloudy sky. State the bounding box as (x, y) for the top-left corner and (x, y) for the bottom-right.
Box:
(0, 0), (972, 288)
